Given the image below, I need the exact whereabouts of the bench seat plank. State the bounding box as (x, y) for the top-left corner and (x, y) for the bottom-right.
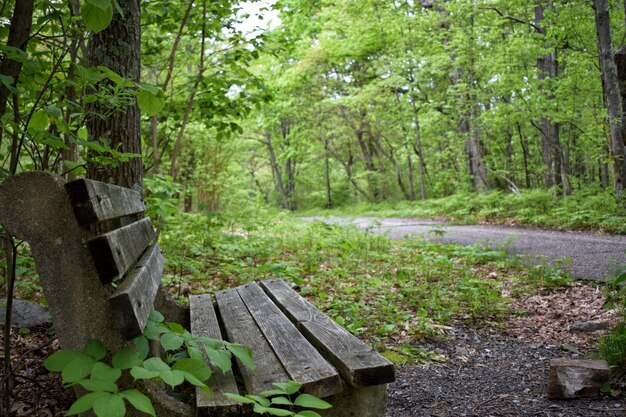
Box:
(109, 244), (164, 339)
(65, 179), (145, 226)
(216, 288), (290, 394)
(189, 294), (240, 411)
(260, 279), (395, 387)
(87, 217), (155, 284)
(236, 282), (341, 398)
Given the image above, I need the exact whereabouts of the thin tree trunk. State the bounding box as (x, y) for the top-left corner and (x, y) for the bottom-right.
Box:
(535, 3), (563, 190)
(170, 1), (206, 181)
(517, 122), (531, 189)
(150, 0), (195, 172)
(324, 147), (332, 209)
(594, 0), (626, 195)
(410, 98), (427, 199)
(264, 130), (289, 209)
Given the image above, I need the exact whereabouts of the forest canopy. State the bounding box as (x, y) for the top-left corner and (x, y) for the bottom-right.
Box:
(1, 0), (626, 213)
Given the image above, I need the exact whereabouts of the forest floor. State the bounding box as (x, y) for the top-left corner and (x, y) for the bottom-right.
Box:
(1, 282), (624, 416)
(385, 282), (625, 417)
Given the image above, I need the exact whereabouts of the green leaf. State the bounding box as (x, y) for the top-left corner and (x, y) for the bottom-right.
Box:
(164, 322), (186, 334)
(149, 310), (165, 323)
(143, 357), (170, 372)
(91, 362), (122, 382)
(205, 348), (232, 374)
(93, 393), (125, 417)
(272, 381), (302, 395)
(271, 396), (294, 406)
(38, 137), (69, 150)
(159, 369), (185, 388)
(224, 393), (256, 404)
(137, 88), (165, 116)
(112, 348), (143, 369)
(28, 111), (48, 131)
(295, 411), (322, 417)
(45, 105), (63, 120)
(227, 344), (255, 370)
(160, 332), (184, 352)
(84, 340), (107, 361)
(182, 372), (210, 393)
(85, 0), (112, 10)
(171, 358), (212, 382)
(293, 394), (331, 410)
(67, 391), (108, 415)
(120, 389), (156, 417)
(187, 346), (204, 360)
(62, 355), (96, 383)
(130, 366), (159, 380)
(44, 350), (84, 372)
(77, 378), (119, 393)
(0, 74), (16, 93)
(253, 404), (294, 416)
(133, 336), (150, 359)
(81, 2), (113, 33)
(247, 395), (270, 407)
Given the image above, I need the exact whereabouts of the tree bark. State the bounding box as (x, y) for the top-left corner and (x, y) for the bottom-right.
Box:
(594, 0), (626, 195)
(86, 0), (143, 192)
(0, 0), (35, 121)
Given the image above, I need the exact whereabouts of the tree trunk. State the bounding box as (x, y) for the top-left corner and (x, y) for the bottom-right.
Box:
(410, 98), (427, 200)
(86, 0), (143, 192)
(325, 147), (333, 209)
(264, 130), (289, 209)
(0, 0), (35, 158)
(0, 0), (35, 122)
(535, 3), (563, 190)
(594, 0), (626, 195)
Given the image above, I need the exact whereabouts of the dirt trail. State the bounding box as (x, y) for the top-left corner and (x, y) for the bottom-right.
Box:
(305, 216), (626, 281)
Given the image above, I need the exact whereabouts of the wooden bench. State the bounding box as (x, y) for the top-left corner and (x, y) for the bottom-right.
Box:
(0, 172), (395, 417)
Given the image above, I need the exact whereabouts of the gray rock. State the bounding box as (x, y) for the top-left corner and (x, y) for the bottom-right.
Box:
(548, 359), (611, 399)
(569, 320), (612, 333)
(0, 299), (50, 328)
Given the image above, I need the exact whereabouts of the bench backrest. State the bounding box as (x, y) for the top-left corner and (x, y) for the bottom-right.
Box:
(65, 179), (163, 339)
(0, 172), (170, 351)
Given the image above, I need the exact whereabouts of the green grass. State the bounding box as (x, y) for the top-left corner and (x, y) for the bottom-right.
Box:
(299, 188), (626, 233)
(157, 211), (573, 364)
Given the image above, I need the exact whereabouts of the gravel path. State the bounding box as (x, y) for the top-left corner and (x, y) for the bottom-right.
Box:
(304, 216), (626, 281)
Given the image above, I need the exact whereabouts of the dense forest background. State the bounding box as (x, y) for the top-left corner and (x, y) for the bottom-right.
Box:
(3, 0), (626, 215)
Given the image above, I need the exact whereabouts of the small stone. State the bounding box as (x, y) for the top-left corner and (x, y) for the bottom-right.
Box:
(547, 359), (611, 399)
(569, 320), (612, 333)
(560, 343), (582, 355)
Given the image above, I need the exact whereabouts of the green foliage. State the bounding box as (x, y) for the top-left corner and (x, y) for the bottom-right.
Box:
(225, 381), (331, 417)
(599, 268), (626, 378)
(44, 310), (254, 417)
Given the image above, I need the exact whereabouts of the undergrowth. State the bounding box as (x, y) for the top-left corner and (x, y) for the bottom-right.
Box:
(299, 188), (626, 233)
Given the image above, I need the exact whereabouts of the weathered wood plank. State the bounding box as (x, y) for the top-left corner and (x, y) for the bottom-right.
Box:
(189, 294), (240, 411)
(216, 288), (290, 394)
(65, 179), (145, 226)
(260, 279), (395, 387)
(237, 282), (341, 398)
(87, 217), (155, 284)
(109, 244), (164, 339)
